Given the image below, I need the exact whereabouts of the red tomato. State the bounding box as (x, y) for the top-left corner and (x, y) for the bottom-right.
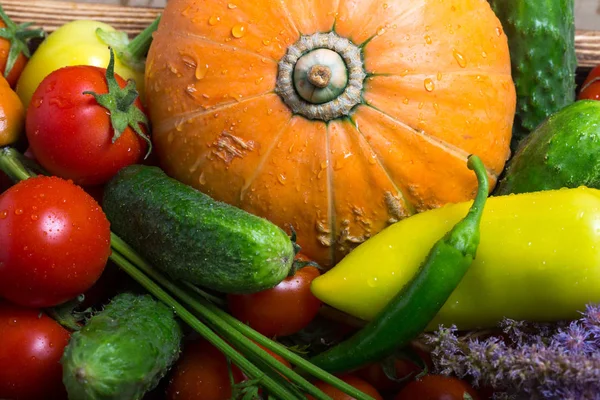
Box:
(227, 261), (322, 337)
(307, 375), (383, 400)
(0, 21), (28, 88)
(167, 339), (290, 400)
(26, 65), (149, 186)
(357, 359), (422, 394)
(0, 302), (70, 400)
(394, 375), (480, 400)
(0, 175), (111, 307)
(579, 65), (600, 101)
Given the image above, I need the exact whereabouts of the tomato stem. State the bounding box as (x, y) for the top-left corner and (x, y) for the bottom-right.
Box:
(82, 48), (152, 158)
(0, 5), (45, 80)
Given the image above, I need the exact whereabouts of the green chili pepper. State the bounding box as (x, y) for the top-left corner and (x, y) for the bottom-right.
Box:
(309, 154), (489, 373)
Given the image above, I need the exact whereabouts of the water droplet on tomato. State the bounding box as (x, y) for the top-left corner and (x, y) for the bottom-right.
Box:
(453, 49), (467, 68)
(31, 214), (38, 221)
(14, 208), (23, 215)
(231, 24), (246, 38)
(424, 78), (435, 92)
(0, 210), (7, 219)
(8, 318), (17, 326)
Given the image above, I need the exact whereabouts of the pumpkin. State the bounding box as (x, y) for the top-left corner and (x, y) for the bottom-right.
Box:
(145, 0), (516, 268)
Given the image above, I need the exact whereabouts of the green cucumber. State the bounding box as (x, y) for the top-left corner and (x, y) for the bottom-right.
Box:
(495, 100), (600, 195)
(102, 165), (295, 293)
(488, 0), (577, 149)
(61, 293), (182, 400)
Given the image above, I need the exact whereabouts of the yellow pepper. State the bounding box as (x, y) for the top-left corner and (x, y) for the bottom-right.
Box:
(311, 187), (600, 331)
(16, 17), (159, 108)
(0, 75), (24, 146)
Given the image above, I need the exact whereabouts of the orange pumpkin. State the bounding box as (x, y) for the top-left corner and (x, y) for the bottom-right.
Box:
(146, 0), (516, 268)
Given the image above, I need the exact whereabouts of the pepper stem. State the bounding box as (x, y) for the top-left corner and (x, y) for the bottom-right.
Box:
(0, 4), (45, 80)
(95, 15), (161, 73)
(82, 48), (152, 158)
(466, 155), (490, 224)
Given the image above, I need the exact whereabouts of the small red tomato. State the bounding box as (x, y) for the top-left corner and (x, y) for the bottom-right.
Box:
(0, 21), (28, 88)
(579, 65), (600, 101)
(394, 375), (480, 400)
(0, 302), (71, 400)
(0, 175), (111, 307)
(167, 339), (243, 400)
(227, 260), (322, 338)
(307, 375), (384, 400)
(26, 64), (149, 186)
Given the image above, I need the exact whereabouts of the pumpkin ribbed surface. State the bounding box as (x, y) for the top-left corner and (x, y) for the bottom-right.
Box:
(146, 0), (516, 268)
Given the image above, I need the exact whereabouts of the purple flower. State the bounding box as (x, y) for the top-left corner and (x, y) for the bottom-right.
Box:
(424, 303), (600, 399)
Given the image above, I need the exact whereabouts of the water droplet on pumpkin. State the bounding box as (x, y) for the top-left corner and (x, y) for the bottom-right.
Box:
(208, 15), (221, 25)
(453, 49), (467, 68)
(402, 98), (409, 105)
(437, 72), (443, 81)
(377, 27), (386, 35)
(400, 69), (410, 77)
(418, 101), (424, 109)
(231, 24), (246, 38)
(424, 34), (432, 44)
(227, 3), (237, 8)
(198, 172), (206, 185)
(262, 38), (271, 46)
(181, 55), (197, 68)
(383, 3), (388, 8)
(186, 84), (197, 96)
(255, 77), (264, 85)
(277, 174), (286, 185)
(424, 78), (435, 92)
(496, 26), (503, 36)
(481, 51), (488, 58)
(195, 64), (209, 80)
(433, 102), (440, 113)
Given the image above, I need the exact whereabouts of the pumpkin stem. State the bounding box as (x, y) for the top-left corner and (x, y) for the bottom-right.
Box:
(275, 31), (365, 121)
(308, 65), (332, 88)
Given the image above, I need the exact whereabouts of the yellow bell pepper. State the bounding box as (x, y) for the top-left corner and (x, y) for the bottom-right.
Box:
(311, 187), (600, 331)
(16, 17), (159, 108)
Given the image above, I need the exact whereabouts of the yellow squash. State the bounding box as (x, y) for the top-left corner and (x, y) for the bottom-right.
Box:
(311, 187), (600, 330)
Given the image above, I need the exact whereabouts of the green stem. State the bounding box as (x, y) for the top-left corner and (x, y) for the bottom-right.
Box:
(111, 234), (332, 400)
(109, 251), (300, 400)
(111, 234), (375, 400)
(126, 15), (161, 62)
(0, 147), (36, 181)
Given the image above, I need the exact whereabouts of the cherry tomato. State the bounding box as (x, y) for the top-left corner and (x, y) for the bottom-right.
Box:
(25, 64), (149, 186)
(227, 259), (322, 337)
(307, 375), (383, 400)
(0, 175), (111, 307)
(0, 22), (27, 88)
(394, 375), (480, 400)
(0, 302), (70, 400)
(166, 339), (290, 400)
(579, 65), (600, 101)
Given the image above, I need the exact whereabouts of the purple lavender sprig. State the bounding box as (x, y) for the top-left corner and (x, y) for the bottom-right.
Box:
(423, 304), (600, 400)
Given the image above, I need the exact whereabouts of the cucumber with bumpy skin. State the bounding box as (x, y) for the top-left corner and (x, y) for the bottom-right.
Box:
(61, 293), (182, 400)
(488, 0), (577, 149)
(102, 164), (295, 294)
(495, 100), (600, 195)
